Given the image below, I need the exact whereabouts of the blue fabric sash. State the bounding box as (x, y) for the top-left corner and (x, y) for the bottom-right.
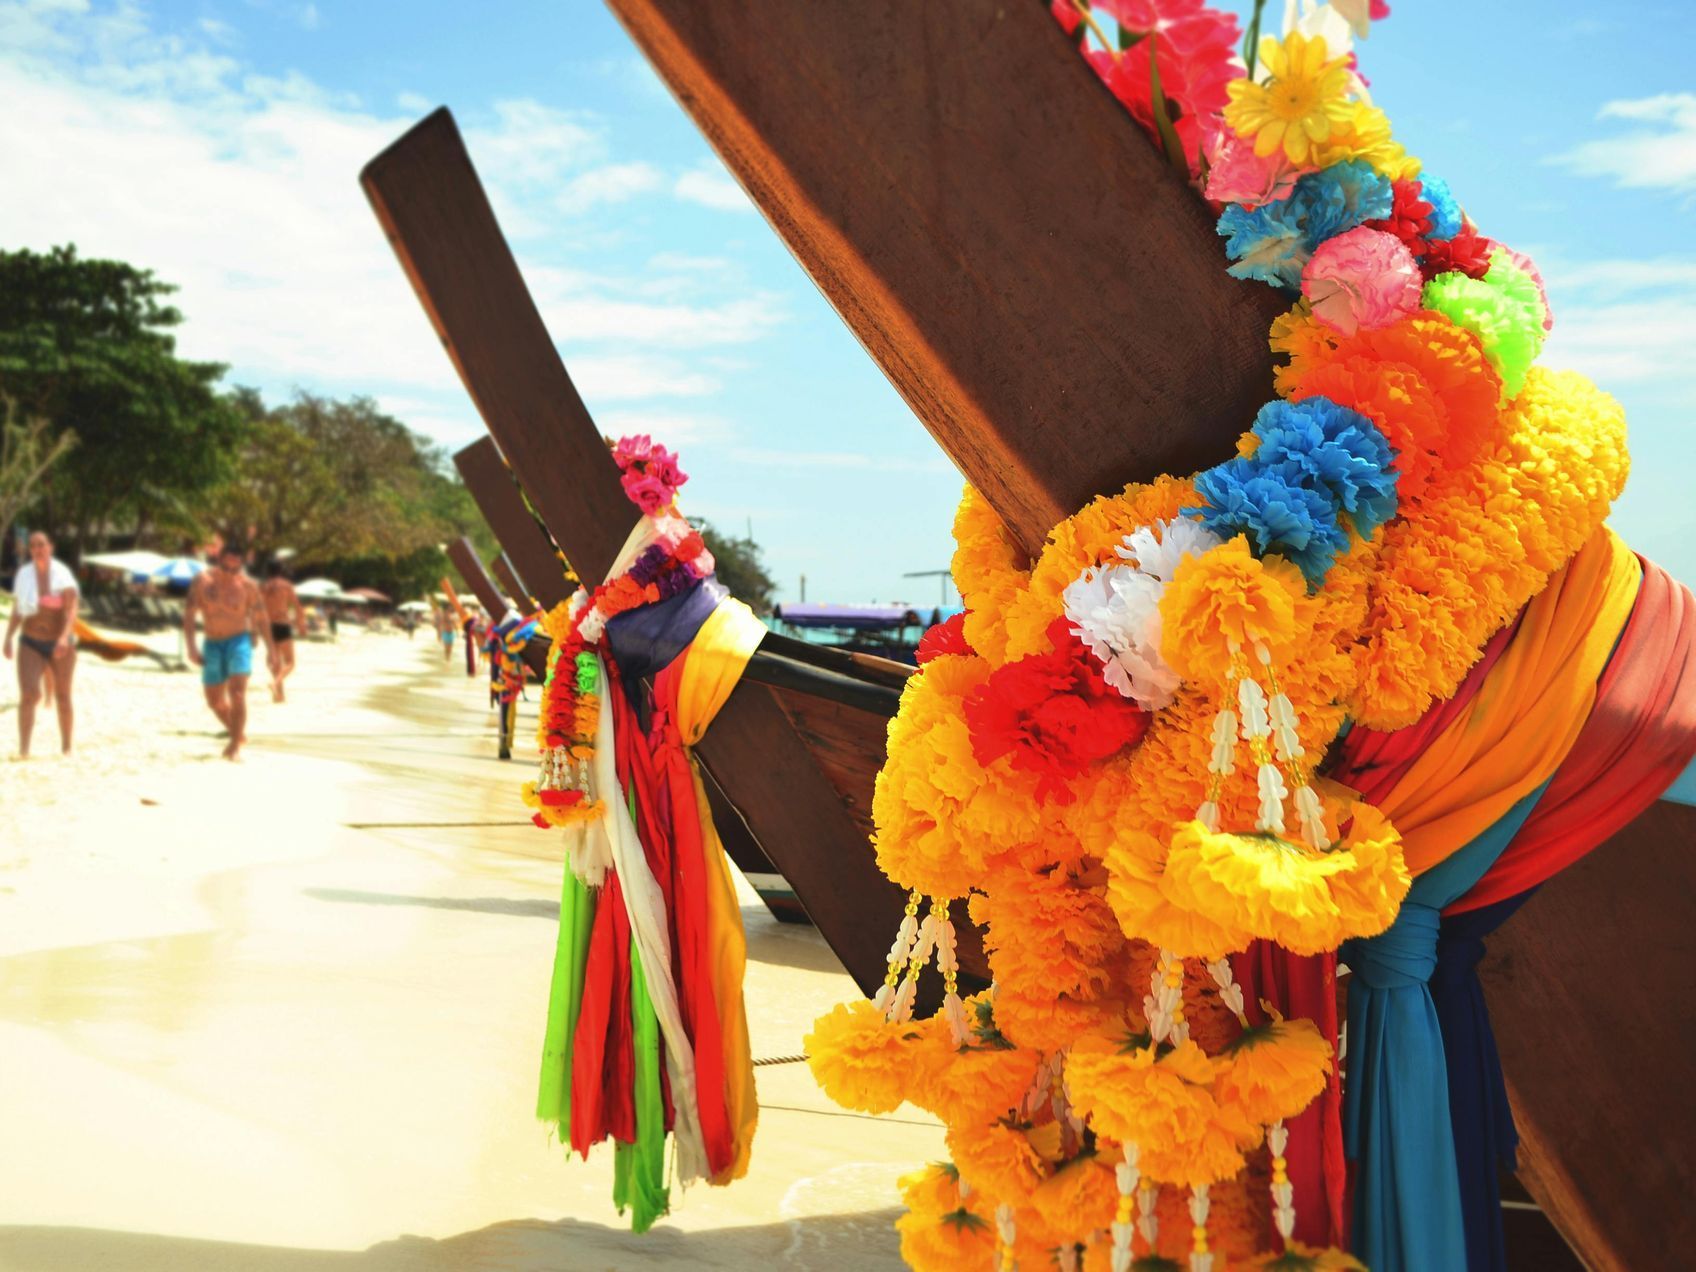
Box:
(604, 576), (727, 695)
(1431, 886), (1539, 1272)
(1342, 781), (1550, 1272)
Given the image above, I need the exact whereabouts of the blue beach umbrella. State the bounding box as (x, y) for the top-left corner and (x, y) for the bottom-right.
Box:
(152, 557), (207, 586)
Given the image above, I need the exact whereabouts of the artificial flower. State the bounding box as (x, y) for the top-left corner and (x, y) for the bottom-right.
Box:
(1307, 100), (1418, 179)
(1504, 245), (1554, 332)
(1158, 535), (1305, 678)
(1104, 825), (1257, 960)
(1417, 171), (1462, 239)
(1192, 462), (1350, 587)
(965, 618), (1152, 801)
(1159, 797), (1409, 954)
(1301, 225), (1422, 335)
(1062, 517), (1224, 709)
(804, 1000), (921, 1114)
(1257, 1243), (1369, 1270)
(1244, 396), (1400, 537)
(611, 433), (688, 514)
(1215, 1012), (1333, 1125)
(1292, 158), (1394, 248)
(1206, 132), (1307, 208)
(946, 1120), (1048, 1205)
(1028, 1153), (1120, 1234)
(897, 1163), (995, 1272)
(1364, 176), (1435, 257)
(1225, 33), (1355, 165)
(916, 609), (972, 664)
(1423, 251), (1547, 397)
(1219, 197), (1311, 289)
(1065, 1038), (1260, 1187)
(1418, 223), (1493, 281)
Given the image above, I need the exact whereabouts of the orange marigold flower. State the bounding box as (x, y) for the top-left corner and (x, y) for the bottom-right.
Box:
(1215, 1013), (1334, 1126)
(803, 1000), (922, 1115)
(945, 1120), (1048, 1206)
(1159, 536), (1305, 687)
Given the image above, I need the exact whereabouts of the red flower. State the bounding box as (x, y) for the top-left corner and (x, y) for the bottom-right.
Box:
(916, 611), (973, 665)
(965, 618), (1151, 802)
(1366, 178), (1433, 259)
(1420, 225), (1494, 281)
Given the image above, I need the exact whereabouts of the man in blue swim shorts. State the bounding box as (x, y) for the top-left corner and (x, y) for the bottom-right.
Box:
(184, 539), (273, 760)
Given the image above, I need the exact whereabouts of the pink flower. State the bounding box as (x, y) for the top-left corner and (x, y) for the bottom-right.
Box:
(1301, 226), (1421, 336)
(1205, 133), (1306, 208)
(1503, 246), (1554, 332)
(611, 432), (689, 514)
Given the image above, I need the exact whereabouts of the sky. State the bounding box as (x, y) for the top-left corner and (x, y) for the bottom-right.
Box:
(2, 0), (1693, 601)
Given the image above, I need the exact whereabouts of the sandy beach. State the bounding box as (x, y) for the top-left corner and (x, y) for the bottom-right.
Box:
(0, 628), (942, 1271)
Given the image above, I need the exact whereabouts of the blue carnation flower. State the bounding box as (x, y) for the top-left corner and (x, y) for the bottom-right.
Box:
(1192, 460), (1350, 588)
(1419, 173), (1463, 241)
(1293, 159), (1394, 250)
(1217, 200), (1310, 290)
(1248, 397), (1401, 539)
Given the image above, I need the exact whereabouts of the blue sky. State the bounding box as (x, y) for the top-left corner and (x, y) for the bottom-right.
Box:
(2, 0), (1692, 599)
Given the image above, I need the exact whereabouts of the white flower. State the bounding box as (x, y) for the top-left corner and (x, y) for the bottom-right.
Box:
(1065, 517), (1222, 711)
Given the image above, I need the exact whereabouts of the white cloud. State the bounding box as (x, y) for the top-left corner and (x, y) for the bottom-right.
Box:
(1541, 256), (1696, 388)
(0, 1), (785, 447)
(395, 89), (431, 114)
(674, 161), (755, 213)
(1551, 93), (1696, 195)
(595, 408), (733, 448)
(555, 160), (665, 214)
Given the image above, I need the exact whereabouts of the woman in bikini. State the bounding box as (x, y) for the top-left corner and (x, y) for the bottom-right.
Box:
(4, 530), (79, 757)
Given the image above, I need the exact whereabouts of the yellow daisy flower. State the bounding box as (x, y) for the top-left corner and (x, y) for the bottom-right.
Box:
(1225, 33), (1355, 165)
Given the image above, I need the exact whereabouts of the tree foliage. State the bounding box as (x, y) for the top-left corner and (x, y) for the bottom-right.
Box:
(0, 397), (77, 552)
(696, 521), (776, 614)
(0, 245), (239, 548)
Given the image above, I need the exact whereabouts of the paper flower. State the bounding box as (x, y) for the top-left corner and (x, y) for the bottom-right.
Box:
(1219, 198), (1311, 289)
(1206, 132), (1307, 208)
(1293, 158), (1394, 249)
(1159, 535), (1306, 676)
(1225, 32), (1355, 165)
(1419, 223), (1493, 280)
(1301, 225), (1422, 335)
(1062, 517), (1224, 710)
(1363, 176), (1433, 258)
(1159, 800), (1409, 955)
(916, 610), (972, 664)
(1503, 246), (1554, 332)
(1246, 396), (1400, 538)
(1306, 100), (1419, 179)
(804, 1000), (919, 1114)
(1215, 1012), (1333, 1126)
(964, 618), (1152, 801)
(1423, 251), (1548, 397)
(1417, 172), (1463, 239)
(1193, 462), (1350, 587)
(611, 433), (688, 514)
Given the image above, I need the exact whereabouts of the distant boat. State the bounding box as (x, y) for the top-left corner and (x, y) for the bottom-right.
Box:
(770, 602), (961, 663)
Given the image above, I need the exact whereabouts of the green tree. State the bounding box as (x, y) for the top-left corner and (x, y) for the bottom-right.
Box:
(696, 520), (776, 614)
(0, 397), (77, 551)
(0, 245), (239, 553)
(199, 388), (492, 598)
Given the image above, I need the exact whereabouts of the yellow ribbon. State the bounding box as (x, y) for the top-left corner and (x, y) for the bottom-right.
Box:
(1381, 528), (1641, 876)
(674, 598), (767, 1182)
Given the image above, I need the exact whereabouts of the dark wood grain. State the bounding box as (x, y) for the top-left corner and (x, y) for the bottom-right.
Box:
(1481, 798), (1696, 1272)
(492, 553), (532, 609)
(362, 112), (924, 996)
(454, 437), (573, 609)
(446, 536), (545, 677)
(603, 0), (1285, 556)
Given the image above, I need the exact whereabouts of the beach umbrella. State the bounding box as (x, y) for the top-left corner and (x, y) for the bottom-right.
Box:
(344, 586), (392, 605)
(295, 578), (344, 599)
(152, 557), (206, 585)
(398, 600), (431, 613)
(84, 549), (171, 580)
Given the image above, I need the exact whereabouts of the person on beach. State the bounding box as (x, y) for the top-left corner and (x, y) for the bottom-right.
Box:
(437, 605), (456, 664)
(184, 540), (272, 760)
(3, 530), (79, 757)
(462, 608), (480, 677)
(261, 562), (306, 703)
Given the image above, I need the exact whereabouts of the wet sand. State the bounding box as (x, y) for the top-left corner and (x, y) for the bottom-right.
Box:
(0, 630), (940, 1270)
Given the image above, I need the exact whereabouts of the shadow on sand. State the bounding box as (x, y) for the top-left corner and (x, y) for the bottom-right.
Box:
(0, 1208), (906, 1271)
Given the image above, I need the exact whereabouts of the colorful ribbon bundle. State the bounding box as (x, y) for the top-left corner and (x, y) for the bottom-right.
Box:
(528, 438), (763, 1230)
(803, 6), (1696, 1271)
(486, 610), (538, 758)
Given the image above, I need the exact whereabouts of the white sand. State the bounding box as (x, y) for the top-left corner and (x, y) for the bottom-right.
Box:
(0, 628), (941, 1270)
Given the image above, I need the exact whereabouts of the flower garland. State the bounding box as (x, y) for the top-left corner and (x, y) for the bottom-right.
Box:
(520, 441), (715, 830)
(808, 8), (1630, 1271)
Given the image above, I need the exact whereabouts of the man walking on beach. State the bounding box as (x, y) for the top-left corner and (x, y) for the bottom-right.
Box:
(261, 562), (306, 703)
(184, 541), (272, 760)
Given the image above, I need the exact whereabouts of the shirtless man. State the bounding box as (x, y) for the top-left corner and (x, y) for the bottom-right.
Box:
(261, 562), (306, 703)
(184, 541), (272, 760)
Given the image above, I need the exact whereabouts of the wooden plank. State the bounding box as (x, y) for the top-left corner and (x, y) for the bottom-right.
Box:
(362, 112), (936, 997)
(603, 0), (1285, 556)
(454, 437), (573, 609)
(454, 435), (813, 925)
(491, 553), (531, 610)
(446, 535), (545, 679)
(1481, 797), (1696, 1272)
